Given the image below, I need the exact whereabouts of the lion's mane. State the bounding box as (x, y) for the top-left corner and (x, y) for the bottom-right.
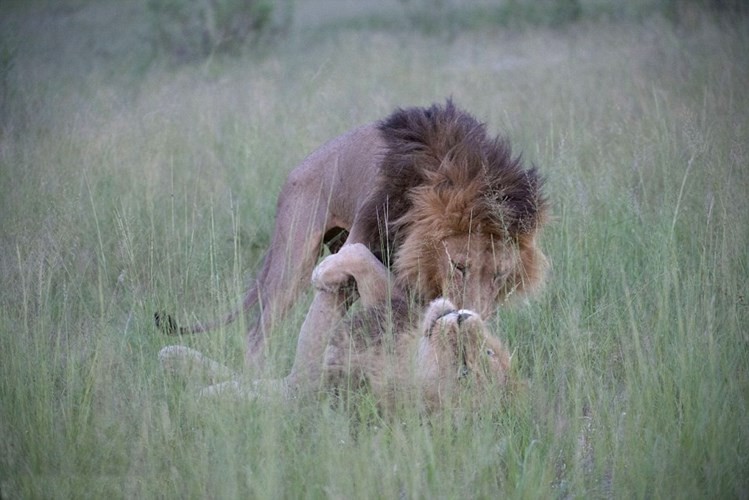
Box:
(360, 100), (548, 299)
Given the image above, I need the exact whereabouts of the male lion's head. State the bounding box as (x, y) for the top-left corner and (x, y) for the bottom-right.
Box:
(415, 298), (511, 408)
(367, 100), (548, 316)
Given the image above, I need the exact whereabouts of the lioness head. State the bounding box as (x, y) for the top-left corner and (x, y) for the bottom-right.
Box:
(415, 298), (510, 407)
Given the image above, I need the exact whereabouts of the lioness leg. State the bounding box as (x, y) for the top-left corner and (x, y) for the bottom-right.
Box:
(281, 244), (403, 391)
(196, 253), (353, 400)
(158, 345), (237, 384)
(281, 273), (352, 391)
(206, 245), (396, 398)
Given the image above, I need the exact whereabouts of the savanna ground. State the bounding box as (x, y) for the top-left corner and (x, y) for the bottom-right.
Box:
(1, 0), (748, 497)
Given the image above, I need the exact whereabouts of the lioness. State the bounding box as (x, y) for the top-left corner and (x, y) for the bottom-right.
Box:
(157, 100), (547, 367)
(160, 244), (512, 412)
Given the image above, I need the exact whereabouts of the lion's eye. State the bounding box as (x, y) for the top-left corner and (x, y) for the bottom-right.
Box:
(452, 261), (467, 275)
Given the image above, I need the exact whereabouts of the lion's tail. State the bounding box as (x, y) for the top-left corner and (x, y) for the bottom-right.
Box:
(155, 282), (260, 336)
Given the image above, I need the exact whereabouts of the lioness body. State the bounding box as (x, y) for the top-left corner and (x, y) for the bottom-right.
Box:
(160, 244), (512, 412)
(158, 101), (547, 368)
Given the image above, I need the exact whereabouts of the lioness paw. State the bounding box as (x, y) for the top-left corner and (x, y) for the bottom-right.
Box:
(312, 243), (374, 291)
(312, 255), (355, 292)
(331, 242), (371, 261)
(423, 298), (458, 324)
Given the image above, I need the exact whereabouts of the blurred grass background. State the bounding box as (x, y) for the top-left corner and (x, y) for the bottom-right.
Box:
(1, 0), (747, 497)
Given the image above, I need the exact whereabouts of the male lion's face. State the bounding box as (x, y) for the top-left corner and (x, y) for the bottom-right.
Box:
(436, 234), (520, 318)
(395, 223), (547, 318)
(416, 299), (510, 403)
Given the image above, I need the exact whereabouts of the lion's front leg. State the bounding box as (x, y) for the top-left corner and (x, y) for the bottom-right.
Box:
(312, 243), (404, 308)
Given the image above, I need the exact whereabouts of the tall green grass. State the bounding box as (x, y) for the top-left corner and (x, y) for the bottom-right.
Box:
(1, 1), (747, 497)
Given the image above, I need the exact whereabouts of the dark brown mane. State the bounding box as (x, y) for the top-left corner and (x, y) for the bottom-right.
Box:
(360, 100), (547, 264)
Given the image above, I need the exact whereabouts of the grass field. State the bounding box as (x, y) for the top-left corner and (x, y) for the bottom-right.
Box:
(1, 0), (748, 497)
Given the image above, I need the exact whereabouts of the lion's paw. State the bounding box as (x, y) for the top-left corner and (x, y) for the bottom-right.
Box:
(421, 298), (459, 333)
(312, 261), (353, 292)
(312, 243), (369, 291)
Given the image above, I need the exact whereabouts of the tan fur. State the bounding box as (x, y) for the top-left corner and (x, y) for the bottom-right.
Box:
(313, 247), (512, 411)
(160, 244), (513, 413)
(156, 101), (547, 369)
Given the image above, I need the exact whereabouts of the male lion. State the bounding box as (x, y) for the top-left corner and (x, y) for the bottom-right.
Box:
(157, 100), (548, 367)
(159, 244), (513, 412)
